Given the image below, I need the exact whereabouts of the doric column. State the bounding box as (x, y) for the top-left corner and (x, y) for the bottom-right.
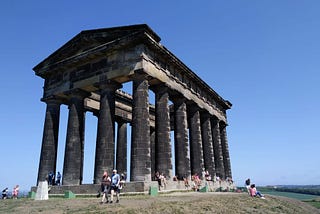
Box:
(200, 112), (216, 178)
(94, 80), (121, 184)
(188, 104), (204, 176)
(130, 72), (151, 181)
(62, 90), (88, 185)
(37, 97), (61, 185)
(150, 128), (156, 179)
(173, 97), (190, 180)
(220, 122), (232, 178)
(116, 120), (128, 176)
(211, 117), (225, 179)
(153, 84), (172, 179)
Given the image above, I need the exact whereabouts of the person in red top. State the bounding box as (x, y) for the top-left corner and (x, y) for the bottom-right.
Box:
(12, 185), (19, 199)
(100, 171), (111, 204)
(249, 184), (265, 199)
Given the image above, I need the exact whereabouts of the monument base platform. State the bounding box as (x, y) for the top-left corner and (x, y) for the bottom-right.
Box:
(30, 180), (236, 196)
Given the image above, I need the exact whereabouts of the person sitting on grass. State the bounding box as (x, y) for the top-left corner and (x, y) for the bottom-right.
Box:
(2, 188), (8, 199)
(159, 173), (167, 190)
(191, 174), (201, 191)
(183, 177), (190, 189)
(249, 184), (265, 199)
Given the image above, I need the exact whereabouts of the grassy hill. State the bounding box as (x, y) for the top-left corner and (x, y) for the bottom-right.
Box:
(0, 192), (319, 213)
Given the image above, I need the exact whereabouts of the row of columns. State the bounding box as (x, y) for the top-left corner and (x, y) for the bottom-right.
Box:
(37, 73), (232, 186)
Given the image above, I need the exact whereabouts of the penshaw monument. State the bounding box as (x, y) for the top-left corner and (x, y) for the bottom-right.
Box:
(33, 24), (233, 193)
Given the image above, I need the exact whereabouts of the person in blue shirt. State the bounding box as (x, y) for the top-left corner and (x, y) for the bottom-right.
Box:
(56, 172), (61, 186)
(48, 171), (53, 185)
(110, 169), (120, 203)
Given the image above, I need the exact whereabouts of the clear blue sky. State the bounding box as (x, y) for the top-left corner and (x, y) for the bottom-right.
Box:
(1, 1), (319, 192)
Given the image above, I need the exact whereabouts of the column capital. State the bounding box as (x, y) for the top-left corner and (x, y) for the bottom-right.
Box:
(132, 69), (153, 81)
(219, 121), (228, 128)
(150, 83), (168, 93)
(187, 103), (200, 115)
(95, 79), (122, 91)
(211, 115), (220, 124)
(41, 95), (64, 105)
(200, 111), (211, 119)
(64, 88), (91, 100)
(171, 95), (186, 104)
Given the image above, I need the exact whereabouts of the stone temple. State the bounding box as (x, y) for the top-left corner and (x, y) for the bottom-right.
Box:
(33, 24), (233, 193)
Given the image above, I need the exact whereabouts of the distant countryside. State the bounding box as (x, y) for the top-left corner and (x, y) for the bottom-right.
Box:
(257, 185), (320, 209)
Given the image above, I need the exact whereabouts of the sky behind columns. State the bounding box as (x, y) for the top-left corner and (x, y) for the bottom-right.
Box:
(0, 0), (319, 191)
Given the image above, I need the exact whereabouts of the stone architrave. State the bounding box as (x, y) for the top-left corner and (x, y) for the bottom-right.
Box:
(173, 97), (190, 180)
(220, 122), (232, 179)
(37, 97), (60, 185)
(188, 104), (204, 176)
(94, 81), (121, 184)
(154, 84), (172, 179)
(211, 117), (225, 179)
(200, 112), (216, 177)
(63, 90), (88, 185)
(116, 120), (128, 175)
(130, 72), (151, 181)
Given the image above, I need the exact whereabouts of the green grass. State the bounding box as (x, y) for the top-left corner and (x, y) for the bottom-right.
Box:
(264, 191), (320, 209)
(304, 200), (320, 209)
(1, 193), (318, 213)
(264, 191), (319, 200)
(302, 198), (320, 209)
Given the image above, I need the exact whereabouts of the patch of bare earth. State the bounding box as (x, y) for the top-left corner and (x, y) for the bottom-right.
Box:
(0, 192), (319, 214)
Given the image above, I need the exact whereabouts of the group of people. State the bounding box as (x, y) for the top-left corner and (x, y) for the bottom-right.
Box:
(99, 169), (125, 204)
(191, 173), (202, 191)
(2, 185), (19, 199)
(172, 169), (232, 191)
(47, 171), (62, 186)
(154, 171), (167, 190)
(245, 178), (265, 199)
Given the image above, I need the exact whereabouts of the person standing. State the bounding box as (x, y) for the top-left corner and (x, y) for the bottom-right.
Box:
(117, 173), (126, 198)
(56, 172), (61, 186)
(51, 173), (55, 186)
(245, 178), (251, 194)
(154, 171), (161, 190)
(48, 172), (53, 185)
(100, 171), (111, 204)
(12, 185), (19, 199)
(110, 169), (120, 203)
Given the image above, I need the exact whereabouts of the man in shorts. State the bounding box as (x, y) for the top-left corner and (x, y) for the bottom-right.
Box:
(110, 169), (120, 203)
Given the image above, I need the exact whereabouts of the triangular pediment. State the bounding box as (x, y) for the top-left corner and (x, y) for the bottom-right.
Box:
(33, 24), (160, 74)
